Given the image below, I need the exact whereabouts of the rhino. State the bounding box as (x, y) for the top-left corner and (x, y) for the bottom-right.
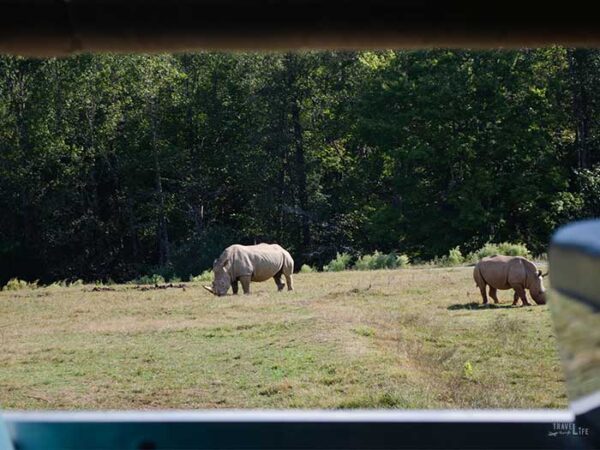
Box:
(203, 243), (294, 296)
(473, 255), (547, 306)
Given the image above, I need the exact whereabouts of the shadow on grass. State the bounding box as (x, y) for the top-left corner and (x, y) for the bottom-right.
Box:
(448, 302), (515, 310)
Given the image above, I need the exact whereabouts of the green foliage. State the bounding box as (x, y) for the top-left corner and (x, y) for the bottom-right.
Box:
(0, 49), (597, 284)
(354, 251), (410, 270)
(2, 278), (82, 290)
(189, 270), (213, 282)
(574, 165), (600, 217)
(2, 278), (36, 291)
(299, 264), (316, 273)
(466, 242), (531, 263)
(134, 274), (166, 285)
(497, 243), (532, 258)
(353, 254), (374, 271)
(435, 247), (464, 267)
(47, 279), (84, 288)
(396, 254), (411, 268)
(323, 253), (352, 272)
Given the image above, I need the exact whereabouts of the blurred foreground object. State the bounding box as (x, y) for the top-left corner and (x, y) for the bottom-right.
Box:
(549, 219), (600, 449)
(1, 0), (600, 56)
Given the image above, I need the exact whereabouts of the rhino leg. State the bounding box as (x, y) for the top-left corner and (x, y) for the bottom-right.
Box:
(232, 279), (239, 295)
(488, 287), (500, 304)
(284, 273), (294, 291)
(514, 287), (531, 306)
(512, 291), (519, 305)
(478, 283), (488, 304)
(274, 272), (285, 291)
(239, 276), (251, 295)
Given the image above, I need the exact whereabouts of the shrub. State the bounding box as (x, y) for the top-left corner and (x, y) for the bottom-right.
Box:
(134, 263), (184, 283)
(323, 252), (352, 272)
(134, 274), (166, 285)
(466, 242), (531, 263)
(299, 264), (316, 273)
(2, 278), (34, 291)
(354, 251), (410, 270)
(497, 242), (531, 258)
(465, 243), (498, 264)
(396, 254), (410, 268)
(189, 270), (213, 282)
(436, 246), (464, 267)
(371, 251), (390, 270)
(354, 253), (374, 271)
(49, 279), (84, 288)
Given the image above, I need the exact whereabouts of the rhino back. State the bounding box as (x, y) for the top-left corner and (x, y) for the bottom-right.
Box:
(230, 244), (286, 282)
(477, 255), (514, 289)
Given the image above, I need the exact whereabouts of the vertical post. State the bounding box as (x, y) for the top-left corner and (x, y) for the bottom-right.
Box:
(548, 219), (600, 448)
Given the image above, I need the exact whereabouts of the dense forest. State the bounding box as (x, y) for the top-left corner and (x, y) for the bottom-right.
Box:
(1, 49), (599, 284)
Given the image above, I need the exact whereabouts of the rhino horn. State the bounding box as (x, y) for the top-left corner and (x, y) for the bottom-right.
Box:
(203, 285), (216, 294)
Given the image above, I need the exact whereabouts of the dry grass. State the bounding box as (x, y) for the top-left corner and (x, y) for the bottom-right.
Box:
(0, 267), (567, 410)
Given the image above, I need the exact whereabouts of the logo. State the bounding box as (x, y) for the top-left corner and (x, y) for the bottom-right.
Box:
(548, 422), (590, 437)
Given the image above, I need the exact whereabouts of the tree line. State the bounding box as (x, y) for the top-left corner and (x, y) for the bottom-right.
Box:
(0, 49), (598, 284)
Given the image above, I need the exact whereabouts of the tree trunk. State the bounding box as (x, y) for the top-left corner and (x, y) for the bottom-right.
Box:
(290, 96), (311, 254)
(151, 100), (170, 266)
(568, 49), (592, 169)
(285, 53), (311, 260)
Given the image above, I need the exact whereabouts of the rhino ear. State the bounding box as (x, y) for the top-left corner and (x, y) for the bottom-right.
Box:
(214, 257), (230, 270)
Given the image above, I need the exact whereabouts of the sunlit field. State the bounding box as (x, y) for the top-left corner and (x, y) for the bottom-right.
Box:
(0, 267), (567, 410)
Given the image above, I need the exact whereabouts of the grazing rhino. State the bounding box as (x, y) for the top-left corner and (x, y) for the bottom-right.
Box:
(473, 255), (547, 306)
(203, 243), (294, 296)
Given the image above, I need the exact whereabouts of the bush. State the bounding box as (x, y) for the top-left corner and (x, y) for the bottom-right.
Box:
(2, 278), (35, 291)
(48, 279), (84, 288)
(497, 242), (531, 258)
(299, 264), (316, 273)
(134, 262), (185, 283)
(371, 251), (390, 270)
(396, 254), (410, 268)
(134, 274), (166, 285)
(189, 270), (213, 282)
(323, 252), (352, 272)
(354, 253), (374, 271)
(354, 251), (410, 270)
(466, 242), (531, 263)
(436, 246), (464, 267)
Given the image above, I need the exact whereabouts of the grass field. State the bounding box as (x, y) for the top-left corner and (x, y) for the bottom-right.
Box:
(0, 267), (567, 410)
